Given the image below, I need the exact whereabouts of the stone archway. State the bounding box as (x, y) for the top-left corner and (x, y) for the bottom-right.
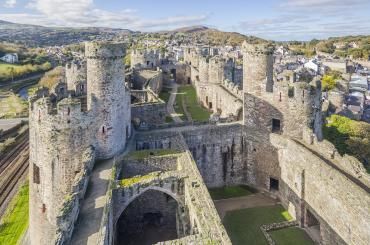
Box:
(114, 188), (187, 245)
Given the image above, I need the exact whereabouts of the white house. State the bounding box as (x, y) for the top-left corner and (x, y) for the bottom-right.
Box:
(0, 53), (18, 64)
(304, 59), (320, 73)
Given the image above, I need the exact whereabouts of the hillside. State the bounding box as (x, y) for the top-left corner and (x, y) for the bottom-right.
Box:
(162, 25), (266, 46)
(0, 20), (133, 47)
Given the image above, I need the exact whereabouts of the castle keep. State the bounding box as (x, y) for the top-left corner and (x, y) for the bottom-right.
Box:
(28, 41), (370, 245)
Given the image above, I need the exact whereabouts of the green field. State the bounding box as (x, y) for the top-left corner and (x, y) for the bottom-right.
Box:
(209, 185), (256, 200)
(0, 62), (19, 77)
(224, 205), (293, 245)
(270, 227), (314, 245)
(0, 182), (29, 245)
(177, 85), (211, 122)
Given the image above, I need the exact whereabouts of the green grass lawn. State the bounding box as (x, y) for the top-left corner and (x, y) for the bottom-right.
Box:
(177, 85), (211, 122)
(223, 205), (293, 245)
(0, 182), (29, 245)
(209, 185), (257, 200)
(159, 90), (170, 103)
(0, 62), (19, 76)
(174, 89), (187, 120)
(270, 227), (314, 245)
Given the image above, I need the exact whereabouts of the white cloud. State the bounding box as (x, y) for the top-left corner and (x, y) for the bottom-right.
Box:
(0, 0), (208, 31)
(4, 0), (16, 8)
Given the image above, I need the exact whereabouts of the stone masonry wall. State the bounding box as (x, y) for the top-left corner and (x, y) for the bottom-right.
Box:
(271, 134), (370, 245)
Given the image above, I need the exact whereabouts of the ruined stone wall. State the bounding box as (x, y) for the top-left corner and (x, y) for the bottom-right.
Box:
(181, 123), (246, 187)
(119, 155), (178, 179)
(175, 64), (191, 85)
(131, 101), (167, 125)
(86, 42), (131, 159)
(196, 83), (242, 118)
(131, 49), (160, 69)
(65, 59), (87, 96)
(271, 134), (370, 245)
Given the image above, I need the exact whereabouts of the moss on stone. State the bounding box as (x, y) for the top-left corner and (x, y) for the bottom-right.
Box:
(119, 171), (162, 187)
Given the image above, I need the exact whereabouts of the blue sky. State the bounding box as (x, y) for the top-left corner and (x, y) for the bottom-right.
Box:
(1, 0), (370, 40)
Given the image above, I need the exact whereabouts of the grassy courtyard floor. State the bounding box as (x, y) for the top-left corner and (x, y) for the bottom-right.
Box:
(223, 205), (293, 245)
(176, 85), (210, 122)
(0, 182), (29, 245)
(209, 185), (257, 200)
(270, 226), (314, 245)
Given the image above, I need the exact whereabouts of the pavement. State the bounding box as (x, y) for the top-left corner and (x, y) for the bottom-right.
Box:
(70, 158), (114, 245)
(213, 193), (280, 219)
(70, 132), (136, 245)
(166, 82), (184, 123)
(0, 118), (27, 131)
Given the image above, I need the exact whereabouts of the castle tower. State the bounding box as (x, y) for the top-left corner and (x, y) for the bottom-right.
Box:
(29, 97), (92, 245)
(85, 42), (130, 159)
(242, 42), (274, 95)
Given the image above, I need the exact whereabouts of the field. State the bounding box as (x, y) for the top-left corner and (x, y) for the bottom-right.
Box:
(176, 85), (211, 122)
(0, 62), (19, 78)
(0, 182), (29, 245)
(209, 185), (256, 200)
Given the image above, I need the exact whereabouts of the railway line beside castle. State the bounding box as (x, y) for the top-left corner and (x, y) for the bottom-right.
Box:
(0, 134), (29, 218)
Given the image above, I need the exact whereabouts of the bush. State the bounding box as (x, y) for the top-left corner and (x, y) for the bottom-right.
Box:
(323, 115), (370, 172)
(322, 75), (337, 91)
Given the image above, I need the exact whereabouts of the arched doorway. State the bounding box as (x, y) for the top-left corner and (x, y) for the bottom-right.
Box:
(115, 189), (180, 245)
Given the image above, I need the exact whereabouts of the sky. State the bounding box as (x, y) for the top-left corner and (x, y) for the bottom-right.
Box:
(1, 0), (370, 41)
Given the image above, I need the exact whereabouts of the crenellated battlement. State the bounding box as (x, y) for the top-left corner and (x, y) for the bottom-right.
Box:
(85, 41), (125, 59)
(242, 41), (275, 56)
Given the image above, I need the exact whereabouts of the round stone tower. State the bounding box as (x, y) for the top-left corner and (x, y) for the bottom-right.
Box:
(242, 42), (274, 95)
(85, 42), (130, 159)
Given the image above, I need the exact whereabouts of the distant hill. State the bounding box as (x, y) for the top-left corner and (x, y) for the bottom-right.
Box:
(0, 20), (134, 47)
(160, 25), (266, 46)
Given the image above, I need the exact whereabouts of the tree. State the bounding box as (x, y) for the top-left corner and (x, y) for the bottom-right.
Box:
(322, 75), (337, 91)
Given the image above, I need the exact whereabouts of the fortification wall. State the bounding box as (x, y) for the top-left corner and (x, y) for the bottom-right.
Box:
(131, 100), (167, 125)
(131, 49), (160, 69)
(271, 134), (370, 245)
(181, 123), (246, 187)
(196, 83), (242, 119)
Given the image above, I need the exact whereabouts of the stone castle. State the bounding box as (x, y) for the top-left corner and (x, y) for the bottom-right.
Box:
(28, 41), (370, 245)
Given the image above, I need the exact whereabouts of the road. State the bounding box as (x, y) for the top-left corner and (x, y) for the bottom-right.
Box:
(166, 81), (184, 123)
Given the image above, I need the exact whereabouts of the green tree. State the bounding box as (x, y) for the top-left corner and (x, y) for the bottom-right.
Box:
(322, 75), (337, 91)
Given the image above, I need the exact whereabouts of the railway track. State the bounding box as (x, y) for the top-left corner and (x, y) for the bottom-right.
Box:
(0, 135), (29, 217)
(0, 132), (29, 175)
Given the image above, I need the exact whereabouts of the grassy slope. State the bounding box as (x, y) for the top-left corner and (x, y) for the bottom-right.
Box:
(270, 227), (314, 245)
(0, 182), (29, 245)
(224, 205), (293, 245)
(177, 85), (210, 122)
(209, 185), (256, 200)
(0, 62), (19, 77)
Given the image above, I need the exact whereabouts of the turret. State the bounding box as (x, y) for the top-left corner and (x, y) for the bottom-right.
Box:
(242, 42), (274, 95)
(29, 97), (92, 245)
(86, 41), (130, 159)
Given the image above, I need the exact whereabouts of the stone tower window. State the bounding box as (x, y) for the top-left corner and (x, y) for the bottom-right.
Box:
(42, 204), (46, 213)
(272, 119), (281, 133)
(102, 126), (105, 134)
(33, 163), (40, 184)
(269, 177), (279, 191)
(38, 110), (41, 122)
(67, 107), (70, 116)
(279, 92), (282, 102)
